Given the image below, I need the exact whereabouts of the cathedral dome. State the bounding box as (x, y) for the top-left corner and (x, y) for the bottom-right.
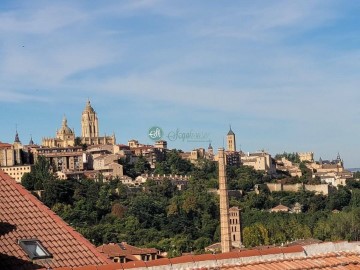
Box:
(58, 117), (73, 135)
(83, 100), (95, 114)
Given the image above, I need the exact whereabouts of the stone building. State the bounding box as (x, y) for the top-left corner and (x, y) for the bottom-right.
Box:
(92, 154), (123, 178)
(276, 157), (302, 177)
(229, 207), (242, 248)
(81, 100), (116, 145)
(97, 242), (159, 263)
(42, 100), (116, 147)
(42, 116), (75, 147)
(31, 146), (84, 172)
(298, 152), (314, 162)
(227, 126), (236, 152)
(0, 133), (33, 182)
(128, 140), (167, 168)
(241, 151), (276, 174)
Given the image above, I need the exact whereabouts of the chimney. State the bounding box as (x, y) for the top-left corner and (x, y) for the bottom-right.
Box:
(218, 147), (231, 253)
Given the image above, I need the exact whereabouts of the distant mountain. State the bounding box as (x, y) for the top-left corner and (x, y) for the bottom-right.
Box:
(347, 168), (360, 172)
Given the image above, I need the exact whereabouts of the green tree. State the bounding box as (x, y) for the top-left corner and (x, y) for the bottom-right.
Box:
(243, 223), (269, 247)
(134, 155), (151, 175)
(154, 150), (193, 175)
(21, 155), (57, 191)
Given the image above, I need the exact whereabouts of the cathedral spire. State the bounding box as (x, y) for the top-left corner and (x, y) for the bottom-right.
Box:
(227, 125), (235, 136)
(29, 135), (34, 145)
(14, 128), (20, 143)
(62, 114), (68, 127)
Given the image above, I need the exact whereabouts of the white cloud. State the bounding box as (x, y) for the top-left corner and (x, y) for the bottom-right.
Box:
(0, 90), (49, 103)
(0, 4), (88, 34)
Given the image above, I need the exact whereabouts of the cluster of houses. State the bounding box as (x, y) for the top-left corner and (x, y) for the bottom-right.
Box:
(0, 102), (356, 194)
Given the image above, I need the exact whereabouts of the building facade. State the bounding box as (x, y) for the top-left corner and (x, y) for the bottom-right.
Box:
(241, 151), (276, 173)
(42, 116), (75, 147)
(229, 206), (242, 248)
(81, 100), (116, 145)
(227, 127), (236, 152)
(32, 146), (84, 172)
(0, 133), (34, 182)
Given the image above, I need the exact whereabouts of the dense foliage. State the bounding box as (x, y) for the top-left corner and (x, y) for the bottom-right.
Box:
(274, 152), (300, 163)
(21, 153), (360, 254)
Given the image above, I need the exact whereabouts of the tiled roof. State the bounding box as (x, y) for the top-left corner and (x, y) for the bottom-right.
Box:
(0, 169), (110, 270)
(97, 242), (158, 260)
(0, 142), (12, 148)
(221, 252), (360, 269)
(49, 242), (360, 270)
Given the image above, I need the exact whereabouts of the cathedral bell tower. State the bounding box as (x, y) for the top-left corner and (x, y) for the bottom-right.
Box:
(81, 100), (99, 138)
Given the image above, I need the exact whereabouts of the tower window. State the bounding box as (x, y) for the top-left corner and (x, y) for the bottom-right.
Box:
(18, 239), (52, 260)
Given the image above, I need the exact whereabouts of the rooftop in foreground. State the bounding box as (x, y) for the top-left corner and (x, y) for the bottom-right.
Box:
(0, 169), (109, 270)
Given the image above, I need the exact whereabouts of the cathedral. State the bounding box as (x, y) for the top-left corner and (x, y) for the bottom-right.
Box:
(42, 116), (75, 147)
(80, 100), (116, 145)
(42, 100), (116, 147)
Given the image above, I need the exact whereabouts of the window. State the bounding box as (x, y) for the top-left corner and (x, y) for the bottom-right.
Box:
(18, 239), (52, 260)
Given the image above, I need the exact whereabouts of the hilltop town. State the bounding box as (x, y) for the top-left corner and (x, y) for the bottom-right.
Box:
(1, 101), (360, 270)
(0, 100), (354, 191)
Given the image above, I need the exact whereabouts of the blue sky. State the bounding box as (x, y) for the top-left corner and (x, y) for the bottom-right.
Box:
(1, 0), (360, 167)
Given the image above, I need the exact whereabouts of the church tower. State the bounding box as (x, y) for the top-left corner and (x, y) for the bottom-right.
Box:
(81, 100), (99, 138)
(229, 207), (242, 248)
(227, 126), (236, 152)
(218, 147), (232, 253)
(208, 142), (214, 156)
(13, 130), (23, 165)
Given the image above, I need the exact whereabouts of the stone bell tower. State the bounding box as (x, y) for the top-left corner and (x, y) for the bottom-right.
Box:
(81, 100), (99, 138)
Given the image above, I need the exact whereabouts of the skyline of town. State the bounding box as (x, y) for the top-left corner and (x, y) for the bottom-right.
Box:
(1, 98), (356, 168)
(1, 1), (360, 167)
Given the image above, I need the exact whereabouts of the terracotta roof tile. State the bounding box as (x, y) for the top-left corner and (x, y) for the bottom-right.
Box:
(97, 263), (124, 270)
(238, 249), (262, 258)
(219, 251), (360, 270)
(281, 245), (304, 253)
(121, 260), (147, 269)
(0, 170), (110, 270)
(98, 242), (159, 260)
(215, 251), (241, 260)
(259, 247), (283, 256)
(169, 254), (194, 264)
(72, 266), (98, 270)
(193, 253), (216, 262)
(144, 258), (171, 267)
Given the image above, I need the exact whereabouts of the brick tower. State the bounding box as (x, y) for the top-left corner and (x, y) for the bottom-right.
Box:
(218, 147), (231, 253)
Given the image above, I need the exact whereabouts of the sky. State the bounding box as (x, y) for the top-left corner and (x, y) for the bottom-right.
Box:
(1, 0), (360, 167)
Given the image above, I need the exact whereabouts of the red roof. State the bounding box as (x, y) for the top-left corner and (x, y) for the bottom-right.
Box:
(144, 258), (171, 267)
(121, 260), (146, 269)
(221, 252), (360, 269)
(0, 170), (110, 270)
(169, 254), (194, 264)
(0, 142), (12, 149)
(97, 242), (158, 260)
